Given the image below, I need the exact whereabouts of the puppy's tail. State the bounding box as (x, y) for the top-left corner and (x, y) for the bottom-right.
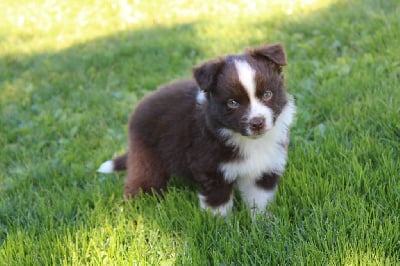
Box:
(97, 152), (128, 173)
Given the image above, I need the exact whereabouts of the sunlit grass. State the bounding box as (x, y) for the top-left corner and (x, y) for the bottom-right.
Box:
(1, 0), (399, 264)
(1, 0), (337, 54)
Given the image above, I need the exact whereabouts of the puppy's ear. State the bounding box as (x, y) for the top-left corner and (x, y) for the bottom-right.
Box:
(249, 43), (287, 66)
(193, 58), (225, 92)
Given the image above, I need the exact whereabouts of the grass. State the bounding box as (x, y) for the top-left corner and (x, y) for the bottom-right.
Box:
(1, 0), (399, 264)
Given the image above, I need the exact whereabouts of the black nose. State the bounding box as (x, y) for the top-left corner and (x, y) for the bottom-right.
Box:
(249, 117), (265, 131)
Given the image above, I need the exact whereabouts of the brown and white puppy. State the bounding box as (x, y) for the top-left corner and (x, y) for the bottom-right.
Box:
(98, 43), (296, 217)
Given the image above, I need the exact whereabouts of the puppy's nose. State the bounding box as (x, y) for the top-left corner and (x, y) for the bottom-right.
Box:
(249, 116), (265, 131)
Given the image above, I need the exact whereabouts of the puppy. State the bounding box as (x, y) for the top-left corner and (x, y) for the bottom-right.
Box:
(98, 43), (296, 217)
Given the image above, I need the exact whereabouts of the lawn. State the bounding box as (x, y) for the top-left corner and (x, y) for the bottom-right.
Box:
(1, 0), (399, 265)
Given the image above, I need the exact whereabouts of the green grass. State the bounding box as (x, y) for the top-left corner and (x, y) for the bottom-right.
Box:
(1, 0), (399, 264)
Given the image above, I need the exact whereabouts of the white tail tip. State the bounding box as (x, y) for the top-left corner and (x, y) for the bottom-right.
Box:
(97, 160), (114, 173)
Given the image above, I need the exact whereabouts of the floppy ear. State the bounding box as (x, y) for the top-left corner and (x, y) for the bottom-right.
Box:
(193, 58), (225, 92)
(249, 43), (287, 66)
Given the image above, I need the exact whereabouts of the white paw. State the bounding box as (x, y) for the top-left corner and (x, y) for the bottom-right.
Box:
(198, 194), (233, 217)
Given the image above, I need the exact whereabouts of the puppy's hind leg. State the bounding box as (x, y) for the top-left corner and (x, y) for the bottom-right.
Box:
(124, 136), (169, 198)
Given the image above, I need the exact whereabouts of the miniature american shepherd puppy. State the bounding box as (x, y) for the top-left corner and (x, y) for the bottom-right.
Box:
(98, 43), (296, 217)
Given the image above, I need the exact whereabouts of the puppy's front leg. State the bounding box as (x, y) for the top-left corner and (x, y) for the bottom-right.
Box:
(197, 176), (234, 217)
(238, 173), (280, 219)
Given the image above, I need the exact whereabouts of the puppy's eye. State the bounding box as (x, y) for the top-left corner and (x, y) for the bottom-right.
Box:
(262, 90), (273, 101)
(227, 99), (239, 109)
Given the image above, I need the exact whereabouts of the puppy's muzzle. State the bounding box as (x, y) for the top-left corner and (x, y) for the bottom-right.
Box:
(249, 116), (266, 132)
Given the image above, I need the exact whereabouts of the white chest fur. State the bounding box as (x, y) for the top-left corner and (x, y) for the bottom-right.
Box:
(219, 130), (288, 183)
(219, 96), (295, 183)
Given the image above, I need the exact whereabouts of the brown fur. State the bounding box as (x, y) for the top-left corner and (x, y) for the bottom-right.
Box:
(125, 134), (169, 197)
(106, 43), (292, 208)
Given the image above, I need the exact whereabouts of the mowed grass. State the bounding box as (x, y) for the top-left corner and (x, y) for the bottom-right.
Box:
(1, 0), (399, 264)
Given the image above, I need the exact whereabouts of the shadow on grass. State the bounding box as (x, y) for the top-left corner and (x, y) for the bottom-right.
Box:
(1, 0), (399, 264)
(0, 22), (204, 244)
(0, 22), (202, 187)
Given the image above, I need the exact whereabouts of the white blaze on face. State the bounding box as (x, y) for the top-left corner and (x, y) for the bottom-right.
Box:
(234, 60), (274, 133)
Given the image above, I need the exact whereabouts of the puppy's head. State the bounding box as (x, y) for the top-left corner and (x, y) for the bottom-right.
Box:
(193, 43), (288, 138)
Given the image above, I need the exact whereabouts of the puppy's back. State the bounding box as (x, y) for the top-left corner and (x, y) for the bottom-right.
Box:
(129, 79), (200, 174)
